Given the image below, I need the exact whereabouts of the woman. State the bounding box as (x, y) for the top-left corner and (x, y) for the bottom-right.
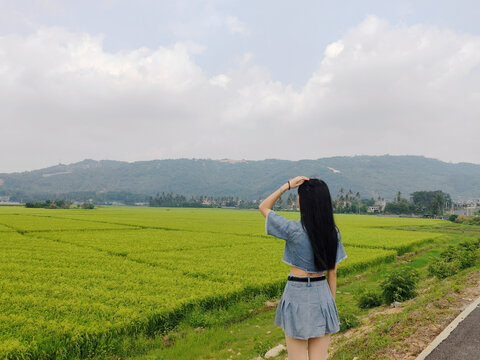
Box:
(259, 176), (347, 360)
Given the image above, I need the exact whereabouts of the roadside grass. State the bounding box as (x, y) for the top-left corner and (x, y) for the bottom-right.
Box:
(330, 264), (480, 359)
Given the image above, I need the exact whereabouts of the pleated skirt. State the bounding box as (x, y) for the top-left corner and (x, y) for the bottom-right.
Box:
(274, 275), (341, 340)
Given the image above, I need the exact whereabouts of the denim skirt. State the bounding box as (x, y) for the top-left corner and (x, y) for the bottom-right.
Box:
(274, 275), (341, 340)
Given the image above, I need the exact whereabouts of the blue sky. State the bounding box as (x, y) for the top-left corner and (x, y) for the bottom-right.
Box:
(0, 0), (479, 172)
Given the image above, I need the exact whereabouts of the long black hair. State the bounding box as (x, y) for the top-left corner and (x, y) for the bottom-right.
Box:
(298, 178), (338, 271)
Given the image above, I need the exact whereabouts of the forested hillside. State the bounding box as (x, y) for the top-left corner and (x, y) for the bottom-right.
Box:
(0, 155), (479, 201)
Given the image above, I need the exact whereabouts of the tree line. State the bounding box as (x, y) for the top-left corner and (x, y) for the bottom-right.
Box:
(25, 200), (94, 209)
(149, 189), (452, 216)
(149, 192), (258, 209)
(384, 190), (451, 215)
(21, 189), (453, 216)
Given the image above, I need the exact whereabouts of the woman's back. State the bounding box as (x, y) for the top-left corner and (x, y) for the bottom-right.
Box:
(265, 210), (347, 275)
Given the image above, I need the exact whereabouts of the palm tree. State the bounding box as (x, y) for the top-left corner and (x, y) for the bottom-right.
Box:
(356, 192), (361, 214)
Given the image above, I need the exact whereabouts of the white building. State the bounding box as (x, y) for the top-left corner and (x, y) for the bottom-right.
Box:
(368, 206), (380, 214)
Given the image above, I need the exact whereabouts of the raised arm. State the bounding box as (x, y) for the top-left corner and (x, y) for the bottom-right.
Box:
(258, 176), (309, 218)
(258, 183), (288, 218)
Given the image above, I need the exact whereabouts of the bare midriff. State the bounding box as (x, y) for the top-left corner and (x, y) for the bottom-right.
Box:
(289, 265), (326, 277)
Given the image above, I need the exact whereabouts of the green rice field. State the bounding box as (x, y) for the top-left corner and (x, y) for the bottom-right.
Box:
(0, 206), (447, 359)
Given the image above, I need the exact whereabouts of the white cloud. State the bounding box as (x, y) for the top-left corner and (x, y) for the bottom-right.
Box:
(1, 15), (480, 173)
(324, 41), (344, 58)
(357, 14), (388, 36)
(209, 74), (230, 88)
(225, 16), (249, 35)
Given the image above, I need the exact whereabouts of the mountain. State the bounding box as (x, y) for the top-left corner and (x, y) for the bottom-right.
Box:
(0, 155), (479, 201)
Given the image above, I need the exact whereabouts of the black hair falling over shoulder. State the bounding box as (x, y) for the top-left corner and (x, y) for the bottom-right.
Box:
(298, 178), (338, 271)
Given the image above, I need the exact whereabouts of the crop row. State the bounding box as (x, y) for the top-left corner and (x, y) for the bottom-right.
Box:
(0, 231), (249, 359)
(0, 207), (446, 235)
(0, 214), (136, 232)
(32, 229), (398, 282)
(2, 235), (395, 358)
(0, 207), (445, 359)
(0, 208), (444, 259)
(340, 228), (443, 254)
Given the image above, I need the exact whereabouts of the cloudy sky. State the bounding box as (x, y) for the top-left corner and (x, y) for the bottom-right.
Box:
(1, 0), (479, 173)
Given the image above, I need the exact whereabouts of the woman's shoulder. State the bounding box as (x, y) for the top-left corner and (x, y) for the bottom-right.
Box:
(265, 210), (301, 241)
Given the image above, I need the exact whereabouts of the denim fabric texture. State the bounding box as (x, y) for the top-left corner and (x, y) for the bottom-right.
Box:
(265, 210), (347, 339)
(274, 278), (341, 339)
(265, 210), (347, 273)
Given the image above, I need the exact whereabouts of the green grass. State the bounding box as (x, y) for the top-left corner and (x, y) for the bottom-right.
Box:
(30, 230), (396, 283)
(0, 206), (468, 359)
(340, 228), (442, 254)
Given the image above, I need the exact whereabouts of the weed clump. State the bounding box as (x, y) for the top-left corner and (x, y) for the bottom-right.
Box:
(428, 260), (459, 279)
(339, 309), (361, 332)
(358, 290), (383, 309)
(253, 338), (275, 357)
(454, 215), (480, 225)
(380, 267), (419, 303)
(428, 240), (479, 279)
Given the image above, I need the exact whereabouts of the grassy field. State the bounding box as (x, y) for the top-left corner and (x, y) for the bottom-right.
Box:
(0, 206), (457, 359)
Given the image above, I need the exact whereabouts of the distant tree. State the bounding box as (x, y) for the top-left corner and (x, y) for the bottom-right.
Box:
(384, 199), (411, 214)
(364, 198), (375, 206)
(82, 202), (95, 209)
(348, 189), (353, 199)
(431, 192), (446, 215)
(332, 189), (366, 214)
(25, 199), (72, 209)
(411, 190), (450, 215)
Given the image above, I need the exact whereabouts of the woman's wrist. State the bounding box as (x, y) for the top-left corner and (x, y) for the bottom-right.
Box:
(279, 183), (289, 193)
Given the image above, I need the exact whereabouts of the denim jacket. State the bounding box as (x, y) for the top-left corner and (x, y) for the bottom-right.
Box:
(265, 210), (347, 273)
